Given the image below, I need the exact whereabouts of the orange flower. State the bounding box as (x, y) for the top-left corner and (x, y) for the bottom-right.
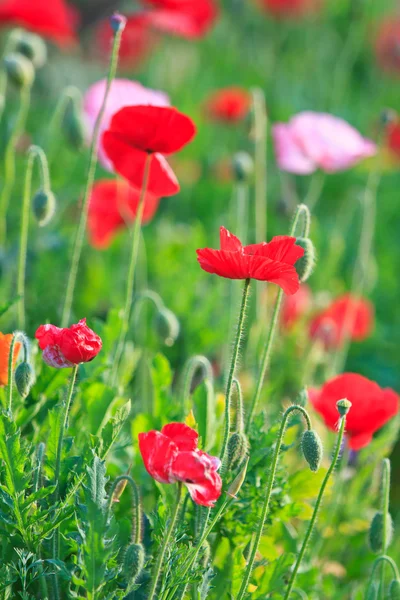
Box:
(0, 333), (21, 386)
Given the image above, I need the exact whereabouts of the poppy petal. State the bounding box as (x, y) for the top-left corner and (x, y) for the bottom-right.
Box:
(219, 227), (243, 252)
(138, 431), (178, 483)
(246, 236), (304, 264)
(161, 423), (199, 451)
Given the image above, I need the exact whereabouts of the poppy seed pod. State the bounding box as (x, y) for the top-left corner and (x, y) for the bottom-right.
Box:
(122, 543), (145, 586)
(336, 398), (352, 417)
(389, 579), (400, 599)
(227, 432), (249, 471)
(301, 430), (323, 472)
(14, 362), (35, 398)
(368, 511), (393, 554)
(295, 237), (316, 283)
(63, 99), (85, 151)
(33, 188), (56, 226)
(366, 582), (379, 600)
(232, 151), (254, 182)
(3, 52), (35, 88)
(155, 307), (180, 347)
(14, 31), (47, 69)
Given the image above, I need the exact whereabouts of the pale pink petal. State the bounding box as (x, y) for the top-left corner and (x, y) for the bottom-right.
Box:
(272, 123), (316, 174)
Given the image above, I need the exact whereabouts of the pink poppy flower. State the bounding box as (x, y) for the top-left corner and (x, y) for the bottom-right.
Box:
(272, 112), (377, 174)
(83, 78), (170, 170)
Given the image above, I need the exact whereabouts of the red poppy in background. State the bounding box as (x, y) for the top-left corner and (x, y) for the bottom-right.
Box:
(35, 319), (102, 368)
(95, 15), (156, 70)
(281, 284), (312, 330)
(309, 373), (399, 450)
(88, 179), (160, 249)
(0, 0), (77, 46)
(102, 105), (196, 196)
(204, 87), (251, 123)
(309, 294), (374, 349)
(0, 332), (21, 386)
(137, 0), (218, 39)
(257, 0), (321, 18)
(197, 227), (304, 294)
(385, 119), (400, 158)
(375, 18), (400, 76)
(139, 422), (222, 506)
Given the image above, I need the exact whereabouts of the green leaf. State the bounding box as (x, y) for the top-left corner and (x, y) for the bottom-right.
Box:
(0, 295), (21, 318)
(289, 468), (330, 502)
(100, 400), (131, 459)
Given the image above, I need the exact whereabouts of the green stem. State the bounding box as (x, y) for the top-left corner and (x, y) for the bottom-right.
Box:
(17, 145), (51, 330)
(180, 354), (214, 412)
(220, 278), (251, 475)
(6, 330), (28, 414)
(232, 378), (244, 432)
(106, 475), (142, 544)
(367, 555), (399, 594)
(46, 85), (82, 160)
(61, 27), (123, 327)
(303, 173), (325, 211)
(111, 154), (152, 386)
(237, 405), (312, 600)
(148, 482), (183, 600)
(0, 83), (31, 247)
(283, 416), (347, 600)
(0, 29), (20, 124)
(290, 203), (311, 239)
(379, 459), (391, 600)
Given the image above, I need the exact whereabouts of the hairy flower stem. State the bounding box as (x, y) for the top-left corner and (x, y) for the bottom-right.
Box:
(246, 203), (311, 431)
(220, 278), (251, 475)
(61, 26), (123, 327)
(51, 364), (79, 598)
(237, 405), (312, 600)
(7, 331), (28, 414)
(283, 416), (347, 600)
(180, 354), (214, 413)
(366, 555), (399, 597)
(148, 482), (183, 600)
(0, 83), (31, 246)
(107, 475), (142, 544)
(379, 459), (391, 600)
(111, 154), (152, 386)
(17, 146), (51, 330)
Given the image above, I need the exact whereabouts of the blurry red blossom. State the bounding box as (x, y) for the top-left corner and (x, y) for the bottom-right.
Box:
(35, 319), (102, 368)
(102, 105), (196, 196)
(309, 373), (399, 450)
(137, 0), (218, 39)
(384, 119), (400, 158)
(256, 0), (321, 18)
(139, 422), (222, 506)
(0, 0), (77, 46)
(88, 179), (160, 249)
(272, 112), (376, 174)
(204, 87), (251, 123)
(309, 294), (374, 349)
(375, 18), (400, 76)
(281, 284), (312, 330)
(197, 227), (304, 294)
(83, 79), (170, 171)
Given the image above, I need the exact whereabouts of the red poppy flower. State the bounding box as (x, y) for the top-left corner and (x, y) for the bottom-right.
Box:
(281, 284), (312, 330)
(137, 0), (218, 39)
(0, 0), (77, 47)
(309, 373), (399, 450)
(102, 105), (196, 197)
(87, 179), (160, 249)
(385, 120), (400, 159)
(375, 18), (400, 76)
(256, 0), (321, 18)
(138, 422), (222, 507)
(197, 227), (304, 294)
(35, 319), (102, 368)
(204, 87), (251, 123)
(94, 15), (156, 70)
(309, 294), (374, 349)
(0, 332), (21, 386)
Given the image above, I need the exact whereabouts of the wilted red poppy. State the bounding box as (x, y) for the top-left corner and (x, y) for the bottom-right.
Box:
(256, 0), (321, 18)
(204, 87), (251, 123)
(197, 227), (304, 294)
(375, 18), (400, 76)
(137, 0), (218, 39)
(309, 294), (374, 349)
(102, 105), (196, 196)
(281, 284), (312, 330)
(0, 332), (21, 386)
(87, 179), (160, 249)
(139, 422), (222, 506)
(35, 319), (102, 368)
(309, 373), (399, 450)
(0, 0), (77, 46)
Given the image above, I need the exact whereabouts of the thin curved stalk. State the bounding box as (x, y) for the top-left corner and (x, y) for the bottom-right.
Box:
(107, 475), (142, 544)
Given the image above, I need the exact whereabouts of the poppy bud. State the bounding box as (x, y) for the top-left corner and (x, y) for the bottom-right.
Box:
(295, 237), (316, 283)
(366, 582), (379, 600)
(122, 542), (145, 586)
(301, 430), (323, 472)
(62, 99), (85, 151)
(110, 12), (127, 33)
(389, 579), (400, 600)
(232, 152), (254, 182)
(336, 398), (352, 417)
(227, 458), (249, 498)
(368, 511), (393, 554)
(14, 32), (47, 69)
(3, 52), (35, 88)
(155, 307), (180, 347)
(227, 432), (249, 471)
(112, 478), (128, 503)
(33, 188), (56, 226)
(14, 362), (35, 398)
